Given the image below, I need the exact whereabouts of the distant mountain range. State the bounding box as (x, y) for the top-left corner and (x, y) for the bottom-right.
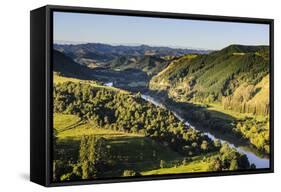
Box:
(54, 43), (212, 72)
(54, 41), (213, 50)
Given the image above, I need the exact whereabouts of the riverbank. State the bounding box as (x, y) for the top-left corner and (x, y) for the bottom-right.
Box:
(140, 93), (269, 168)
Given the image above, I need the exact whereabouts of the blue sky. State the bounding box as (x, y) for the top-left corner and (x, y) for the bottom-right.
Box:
(53, 11), (269, 50)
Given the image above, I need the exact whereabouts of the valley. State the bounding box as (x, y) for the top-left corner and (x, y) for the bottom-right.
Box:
(52, 43), (270, 182)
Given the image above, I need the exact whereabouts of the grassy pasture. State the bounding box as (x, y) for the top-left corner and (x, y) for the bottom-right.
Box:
(206, 103), (267, 122)
(141, 152), (217, 175)
(54, 113), (208, 177)
(53, 73), (129, 94)
(141, 160), (210, 175)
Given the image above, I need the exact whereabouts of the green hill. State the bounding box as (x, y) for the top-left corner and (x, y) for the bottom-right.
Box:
(149, 45), (270, 116)
(53, 50), (150, 91)
(53, 50), (93, 79)
(110, 55), (169, 76)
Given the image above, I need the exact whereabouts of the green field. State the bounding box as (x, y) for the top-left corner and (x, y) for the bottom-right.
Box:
(54, 113), (141, 138)
(54, 113), (214, 179)
(53, 73), (130, 94)
(142, 160), (210, 175)
(206, 102), (267, 122)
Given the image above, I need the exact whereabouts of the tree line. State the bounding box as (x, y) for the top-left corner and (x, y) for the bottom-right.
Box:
(53, 81), (218, 157)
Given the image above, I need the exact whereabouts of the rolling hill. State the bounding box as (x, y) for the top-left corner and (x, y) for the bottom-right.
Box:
(109, 55), (170, 76)
(53, 49), (94, 79)
(149, 45), (270, 116)
(53, 49), (150, 91)
(54, 43), (212, 75)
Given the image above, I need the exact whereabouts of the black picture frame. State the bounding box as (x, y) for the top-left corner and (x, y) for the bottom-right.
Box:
(30, 4), (274, 187)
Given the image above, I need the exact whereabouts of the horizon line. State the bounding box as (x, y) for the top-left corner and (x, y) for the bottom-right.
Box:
(54, 40), (270, 51)
(54, 40), (214, 50)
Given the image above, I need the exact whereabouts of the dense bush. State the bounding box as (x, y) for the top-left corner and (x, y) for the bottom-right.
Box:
(122, 170), (139, 177)
(234, 117), (270, 153)
(53, 82), (218, 157)
(208, 143), (251, 171)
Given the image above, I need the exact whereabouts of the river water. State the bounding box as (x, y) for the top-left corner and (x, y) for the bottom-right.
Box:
(140, 94), (269, 169)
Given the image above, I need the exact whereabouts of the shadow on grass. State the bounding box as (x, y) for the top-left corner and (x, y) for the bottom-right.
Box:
(54, 135), (184, 178)
(57, 120), (85, 133)
(104, 136), (183, 174)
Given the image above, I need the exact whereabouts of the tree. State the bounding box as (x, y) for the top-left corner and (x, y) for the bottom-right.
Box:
(160, 160), (166, 168)
(229, 159), (238, 170)
(122, 170), (137, 177)
(214, 139), (221, 148)
(200, 140), (209, 151)
(135, 92), (142, 99)
(208, 157), (222, 171)
(78, 136), (106, 179)
(237, 154), (250, 169)
(182, 158), (188, 166)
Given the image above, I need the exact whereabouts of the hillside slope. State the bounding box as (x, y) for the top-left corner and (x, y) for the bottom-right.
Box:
(149, 45), (270, 116)
(53, 50), (93, 79)
(110, 55), (170, 76)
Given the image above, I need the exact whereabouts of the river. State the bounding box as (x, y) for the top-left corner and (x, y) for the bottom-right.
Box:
(140, 94), (269, 169)
(104, 81), (269, 168)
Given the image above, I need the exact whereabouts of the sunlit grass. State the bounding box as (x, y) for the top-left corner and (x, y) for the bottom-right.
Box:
(54, 113), (81, 132)
(53, 73), (87, 84)
(141, 160), (210, 175)
(53, 73), (129, 94)
(207, 103), (267, 121)
(54, 113), (141, 138)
